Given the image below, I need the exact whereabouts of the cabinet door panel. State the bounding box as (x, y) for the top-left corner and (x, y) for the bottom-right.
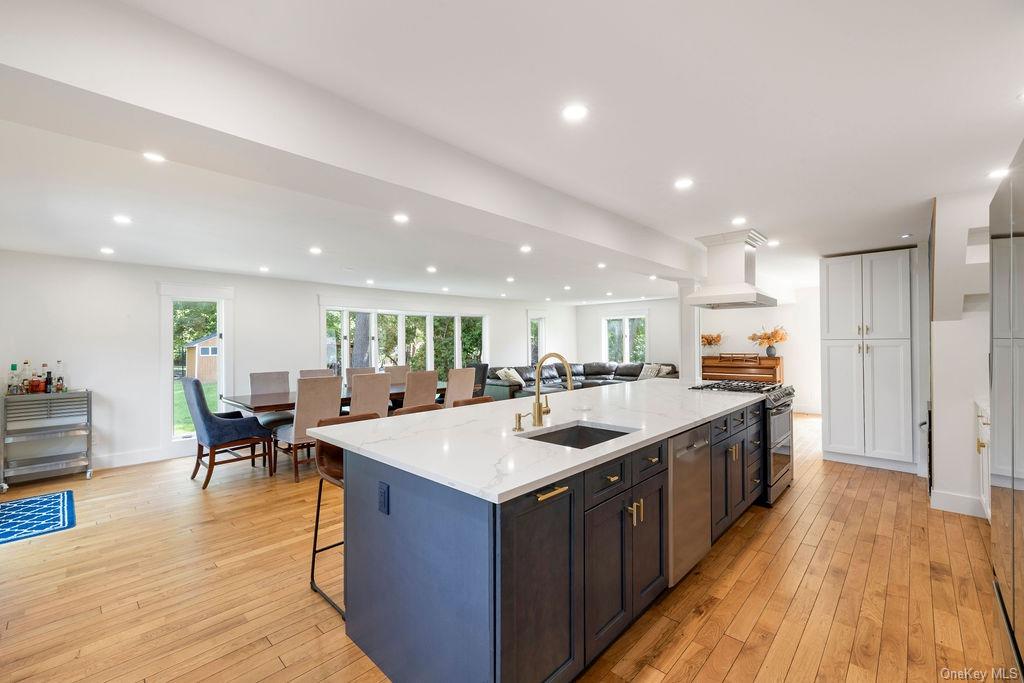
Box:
(820, 254), (863, 339)
(583, 491), (632, 663)
(821, 340), (865, 455)
(992, 236), (1012, 339)
(862, 250), (911, 339)
(631, 471), (668, 614)
(992, 339), (1013, 478)
(727, 435), (746, 515)
(863, 339), (913, 462)
(710, 439), (731, 541)
(498, 475), (585, 683)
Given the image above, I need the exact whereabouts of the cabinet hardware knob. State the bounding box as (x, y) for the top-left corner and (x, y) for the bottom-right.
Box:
(645, 456), (660, 464)
(604, 474), (621, 484)
(753, 479), (761, 485)
(977, 439), (986, 455)
(752, 440), (761, 447)
(857, 344), (862, 354)
(535, 485), (569, 502)
(865, 344), (870, 354)
(857, 324), (862, 335)
(865, 324), (870, 334)
(716, 425), (727, 432)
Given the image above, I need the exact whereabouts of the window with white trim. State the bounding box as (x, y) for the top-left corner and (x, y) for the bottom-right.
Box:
(603, 316), (648, 363)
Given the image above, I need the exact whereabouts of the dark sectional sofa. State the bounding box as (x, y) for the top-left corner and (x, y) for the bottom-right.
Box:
(485, 361), (679, 400)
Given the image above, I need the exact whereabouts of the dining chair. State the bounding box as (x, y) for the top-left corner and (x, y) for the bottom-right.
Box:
(452, 396), (495, 408)
(382, 364), (409, 385)
(249, 371), (294, 458)
(349, 372), (391, 418)
(299, 369), (336, 379)
(344, 366), (376, 389)
(469, 363), (490, 397)
(392, 403), (444, 416)
(311, 412), (379, 618)
(276, 375), (342, 482)
(402, 370), (439, 409)
(443, 367), (476, 408)
(182, 378), (273, 489)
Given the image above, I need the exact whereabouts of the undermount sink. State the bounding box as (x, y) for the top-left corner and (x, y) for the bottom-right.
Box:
(518, 421), (635, 449)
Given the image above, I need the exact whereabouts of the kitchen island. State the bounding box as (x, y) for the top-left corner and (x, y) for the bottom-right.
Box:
(309, 378), (764, 682)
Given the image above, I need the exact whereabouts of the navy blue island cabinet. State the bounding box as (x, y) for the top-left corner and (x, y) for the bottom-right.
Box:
(342, 441), (669, 683)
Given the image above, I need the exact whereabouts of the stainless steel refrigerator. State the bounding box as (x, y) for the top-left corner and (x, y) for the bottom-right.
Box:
(990, 144), (1024, 674)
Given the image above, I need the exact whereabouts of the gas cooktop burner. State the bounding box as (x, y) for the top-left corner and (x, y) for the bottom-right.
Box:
(690, 380), (779, 393)
(690, 380), (796, 407)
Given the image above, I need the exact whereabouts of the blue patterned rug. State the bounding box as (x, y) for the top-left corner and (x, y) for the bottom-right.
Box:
(0, 490), (76, 545)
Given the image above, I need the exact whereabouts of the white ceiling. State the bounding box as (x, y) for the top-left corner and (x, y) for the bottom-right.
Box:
(122, 0), (1024, 260)
(0, 117), (677, 303)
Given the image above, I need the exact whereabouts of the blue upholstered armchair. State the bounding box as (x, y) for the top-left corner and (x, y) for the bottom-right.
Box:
(181, 378), (273, 489)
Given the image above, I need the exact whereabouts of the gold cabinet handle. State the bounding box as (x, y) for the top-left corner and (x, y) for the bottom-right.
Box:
(977, 439), (986, 455)
(857, 344), (862, 354)
(865, 324), (870, 334)
(857, 324), (862, 335)
(535, 485), (569, 502)
(627, 501), (638, 527)
(865, 344), (870, 354)
(604, 474), (621, 484)
(638, 497), (644, 523)
(645, 456), (659, 464)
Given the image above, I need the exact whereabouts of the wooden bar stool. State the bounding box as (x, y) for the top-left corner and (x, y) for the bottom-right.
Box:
(392, 403), (443, 416)
(310, 412), (379, 619)
(452, 396), (494, 408)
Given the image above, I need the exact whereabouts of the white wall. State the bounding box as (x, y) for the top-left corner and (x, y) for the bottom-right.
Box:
(575, 298), (681, 366)
(698, 287), (822, 413)
(0, 249), (574, 468)
(930, 311), (990, 516)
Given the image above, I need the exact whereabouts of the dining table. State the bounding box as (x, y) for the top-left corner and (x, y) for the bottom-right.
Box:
(220, 381), (450, 413)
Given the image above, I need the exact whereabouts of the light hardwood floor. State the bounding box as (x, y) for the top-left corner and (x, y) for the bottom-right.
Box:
(0, 415), (993, 682)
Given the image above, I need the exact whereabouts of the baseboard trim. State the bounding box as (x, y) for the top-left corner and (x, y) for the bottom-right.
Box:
(822, 450), (919, 474)
(91, 447), (182, 471)
(930, 488), (986, 518)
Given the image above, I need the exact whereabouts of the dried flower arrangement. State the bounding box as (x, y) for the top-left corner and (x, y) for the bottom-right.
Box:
(700, 333), (723, 347)
(747, 326), (789, 348)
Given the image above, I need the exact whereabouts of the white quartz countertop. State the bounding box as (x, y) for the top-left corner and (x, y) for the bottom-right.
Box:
(308, 378), (764, 504)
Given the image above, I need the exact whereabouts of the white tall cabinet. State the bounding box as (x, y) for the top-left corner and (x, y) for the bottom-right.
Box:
(820, 249), (915, 466)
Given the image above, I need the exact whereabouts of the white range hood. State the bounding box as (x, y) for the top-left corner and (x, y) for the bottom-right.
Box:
(685, 229), (778, 309)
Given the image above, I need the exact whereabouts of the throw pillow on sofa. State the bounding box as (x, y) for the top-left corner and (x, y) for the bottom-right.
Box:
(497, 367), (527, 386)
(638, 363), (661, 380)
(658, 364), (675, 377)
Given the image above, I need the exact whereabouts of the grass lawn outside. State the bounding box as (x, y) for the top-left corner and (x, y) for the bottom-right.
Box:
(172, 380), (220, 437)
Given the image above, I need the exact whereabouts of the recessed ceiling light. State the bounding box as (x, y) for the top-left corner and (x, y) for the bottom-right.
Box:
(545, 297), (551, 301)
(900, 233), (913, 240)
(519, 244), (532, 253)
(766, 240), (780, 248)
(989, 169), (1010, 180)
(393, 213), (410, 224)
(582, 300), (588, 305)
(731, 216), (747, 226)
(426, 265), (437, 273)
(142, 151), (166, 163)
(506, 276), (515, 283)
(258, 266), (269, 273)
(365, 278), (374, 285)
(99, 247), (114, 255)
(606, 291), (613, 296)
(563, 285), (572, 291)
(561, 103), (589, 122)
(648, 274), (657, 280)
(500, 293), (507, 297)
(597, 262), (606, 269)
(112, 214), (132, 225)
(309, 246), (322, 255)
(442, 286), (449, 292)
(673, 177), (694, 190)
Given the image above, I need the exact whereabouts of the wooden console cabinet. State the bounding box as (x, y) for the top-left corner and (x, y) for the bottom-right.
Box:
(701, 354), (783, 383)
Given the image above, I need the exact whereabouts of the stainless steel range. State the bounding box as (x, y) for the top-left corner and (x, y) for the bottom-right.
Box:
(690, 380), (796, 504)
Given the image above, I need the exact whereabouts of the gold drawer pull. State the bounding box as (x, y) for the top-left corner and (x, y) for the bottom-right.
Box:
(535, 485), (569, 502)
(604, 474), (621, 484)
(645, 456), (659, 464)
(627, 502), (638, 526)
(638, 497), (645, 523)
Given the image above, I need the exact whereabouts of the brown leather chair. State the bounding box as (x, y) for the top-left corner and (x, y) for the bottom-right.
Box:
(392, 403), (444, 416)
(451, 396), (494, 408)
(310, 412), (378, 618)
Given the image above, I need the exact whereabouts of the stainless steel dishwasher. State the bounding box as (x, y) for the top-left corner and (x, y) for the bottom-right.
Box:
(667, 424), (711, 586)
